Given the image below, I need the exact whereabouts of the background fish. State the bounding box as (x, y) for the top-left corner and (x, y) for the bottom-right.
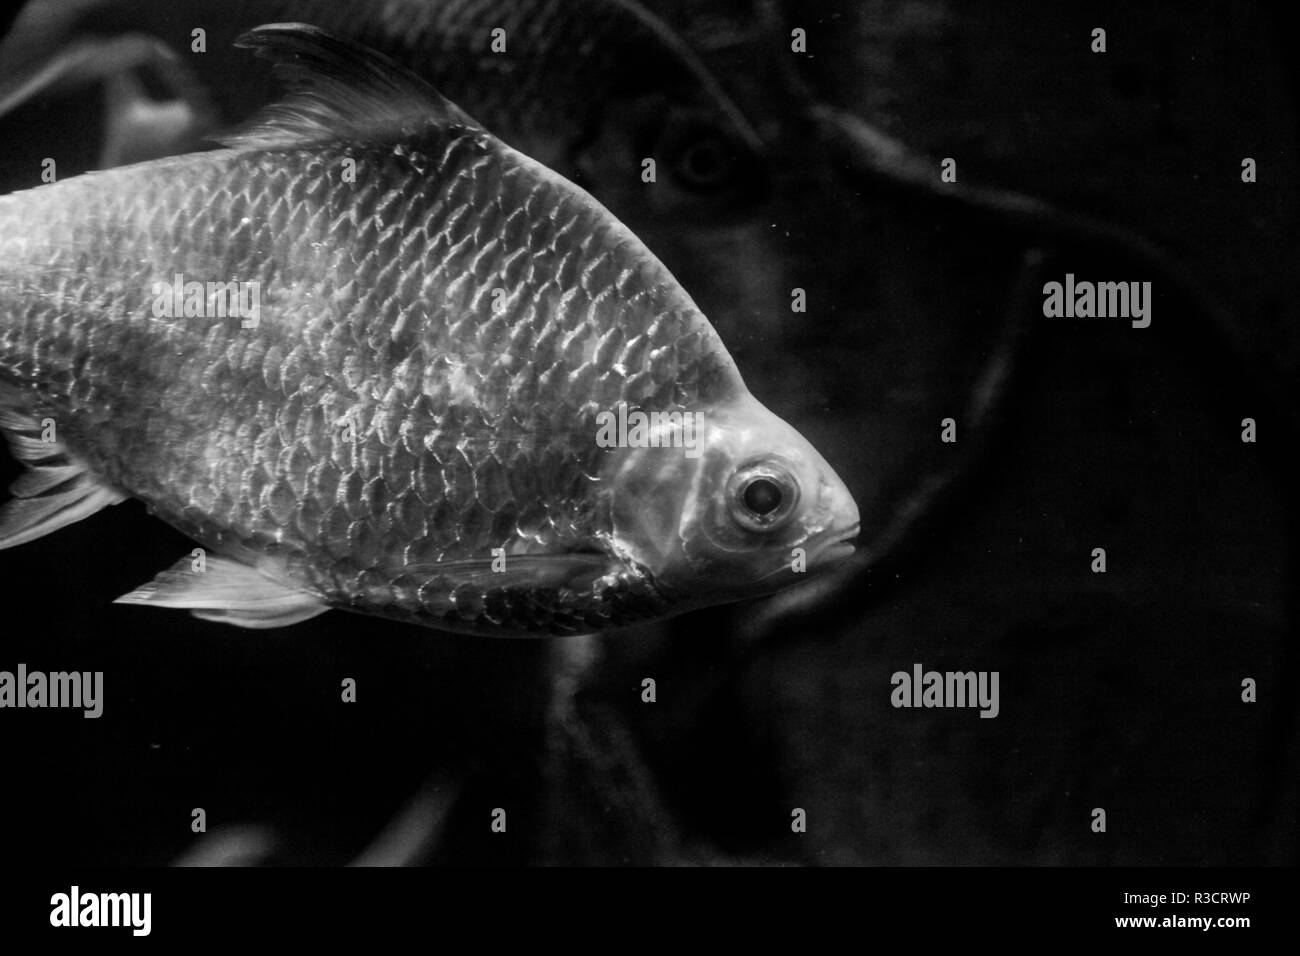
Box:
(0, 24), (858, 635)
(0, 0), (761, 176)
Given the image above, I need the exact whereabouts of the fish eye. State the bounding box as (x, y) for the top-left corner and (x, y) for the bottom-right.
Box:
(727, 461), (799, 533)
(670, 132), (735, 190)
(743, 477), (782, 515)
(654, 112), (764, 201)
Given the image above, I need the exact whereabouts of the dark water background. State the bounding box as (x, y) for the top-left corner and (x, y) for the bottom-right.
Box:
(0, 0), (1295, 864)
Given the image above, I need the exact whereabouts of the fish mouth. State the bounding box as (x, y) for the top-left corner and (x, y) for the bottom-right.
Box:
(818, 522), (860, 562)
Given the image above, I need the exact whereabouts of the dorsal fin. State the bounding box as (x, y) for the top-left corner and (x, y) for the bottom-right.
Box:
(222, 22), (483, 150)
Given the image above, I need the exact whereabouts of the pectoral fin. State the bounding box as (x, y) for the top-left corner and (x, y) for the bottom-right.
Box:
(0, 397), (127, 549)
(115, 555), (328, 629)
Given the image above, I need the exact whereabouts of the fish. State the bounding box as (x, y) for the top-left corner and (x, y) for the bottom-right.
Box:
(0, 23), (858, 636)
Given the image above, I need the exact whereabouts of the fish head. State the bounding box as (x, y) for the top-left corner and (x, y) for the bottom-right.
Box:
(606, 391), (859, 611)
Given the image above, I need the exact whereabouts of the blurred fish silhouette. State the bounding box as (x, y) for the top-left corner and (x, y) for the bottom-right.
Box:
(0, 0), (761, 177)
(0, 24), (858, 635)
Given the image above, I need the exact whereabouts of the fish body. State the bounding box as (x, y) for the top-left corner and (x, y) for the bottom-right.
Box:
(0, 25), (857, 635)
